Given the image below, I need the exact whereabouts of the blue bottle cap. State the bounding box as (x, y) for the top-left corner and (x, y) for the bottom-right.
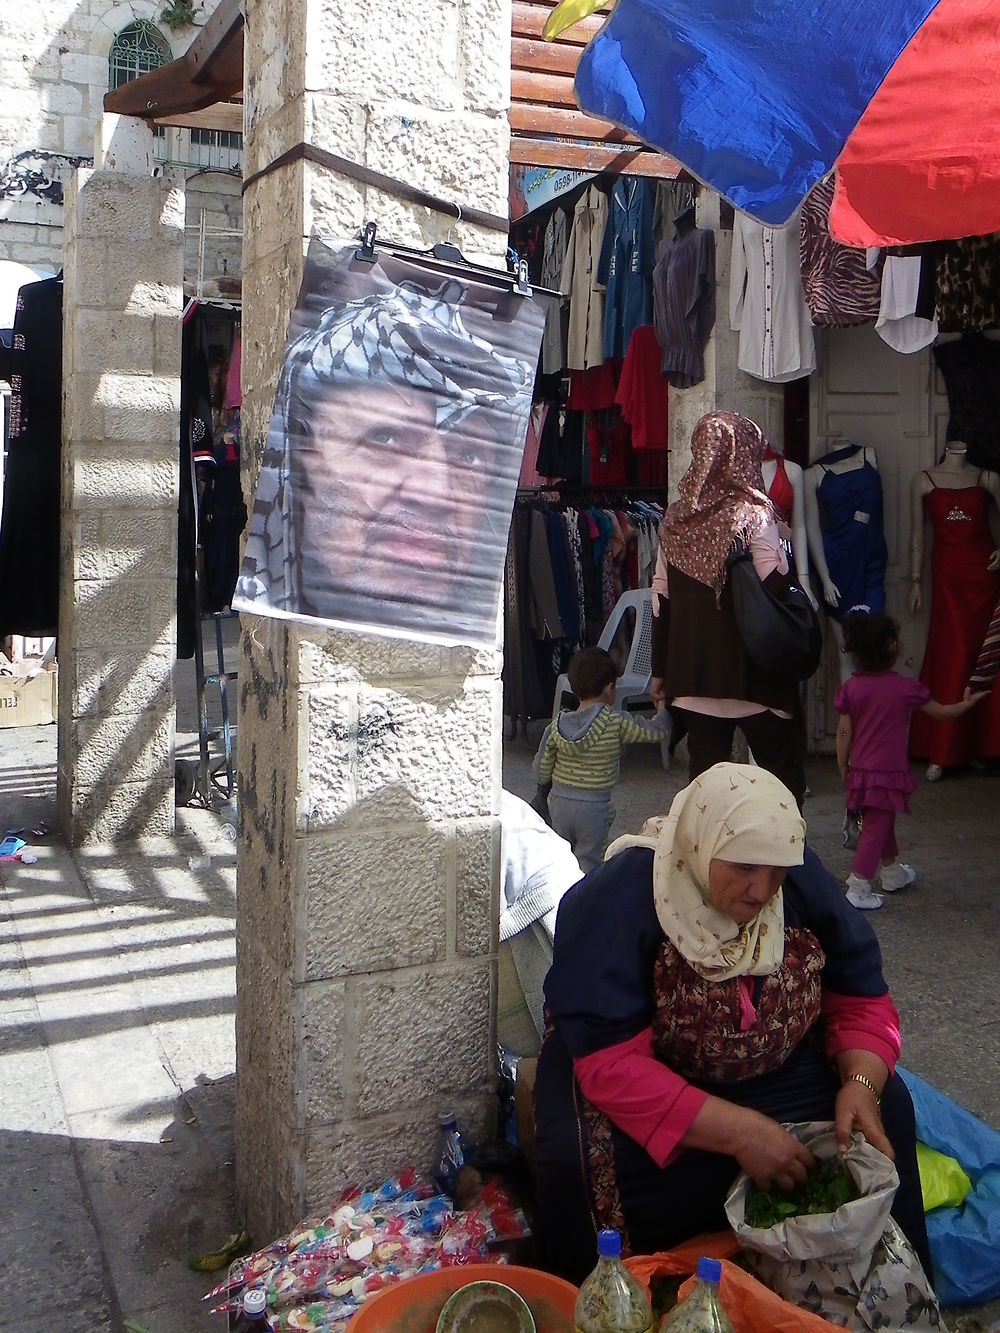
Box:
(597, 1228), (622, 1258)
(696, 1256), (722, 1283)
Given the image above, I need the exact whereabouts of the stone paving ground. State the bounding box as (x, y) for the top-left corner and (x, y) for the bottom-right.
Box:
(2, 696), (1000, 1330)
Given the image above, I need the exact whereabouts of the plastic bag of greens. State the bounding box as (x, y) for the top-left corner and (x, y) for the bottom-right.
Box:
(725, 1121), (940, 1333)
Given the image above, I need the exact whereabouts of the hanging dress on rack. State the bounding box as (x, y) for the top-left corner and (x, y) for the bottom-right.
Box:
(910, 474), (1000, 767)
(813, 445), (887, 619)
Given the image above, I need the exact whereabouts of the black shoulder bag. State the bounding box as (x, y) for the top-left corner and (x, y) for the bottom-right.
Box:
(725, 544), (823, 683)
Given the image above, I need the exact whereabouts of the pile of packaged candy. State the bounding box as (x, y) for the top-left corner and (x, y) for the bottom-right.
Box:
(205, 1167), (531, 1331)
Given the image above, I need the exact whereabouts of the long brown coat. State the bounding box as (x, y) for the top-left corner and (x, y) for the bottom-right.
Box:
(560, 185), (608, 371)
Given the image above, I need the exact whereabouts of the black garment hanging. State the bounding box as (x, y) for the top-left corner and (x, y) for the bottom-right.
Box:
(200, 414), (247, 612)
(0, 275), (63, 637)
(177, 308), (215, 659)
(932, 332), (1000, 472)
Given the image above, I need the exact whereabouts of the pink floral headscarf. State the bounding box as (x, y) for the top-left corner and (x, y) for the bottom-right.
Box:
(658, 410), (776, 599)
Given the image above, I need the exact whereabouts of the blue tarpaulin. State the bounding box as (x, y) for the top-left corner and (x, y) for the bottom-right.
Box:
(572, 0), (943, 226)
(899, 1067), (1000, 1306)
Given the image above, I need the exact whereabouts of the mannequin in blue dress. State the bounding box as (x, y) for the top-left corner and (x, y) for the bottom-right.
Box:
(804, 443), (888, 682)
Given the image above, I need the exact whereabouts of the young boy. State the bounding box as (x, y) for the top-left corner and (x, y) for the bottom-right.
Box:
(532, 646), (670, 871)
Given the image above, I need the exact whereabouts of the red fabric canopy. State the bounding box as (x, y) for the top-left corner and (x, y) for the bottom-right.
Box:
(831, 0), (1000, 246)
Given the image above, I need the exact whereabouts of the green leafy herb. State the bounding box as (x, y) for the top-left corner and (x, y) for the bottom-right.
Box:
(744, 1157), (858, 1229)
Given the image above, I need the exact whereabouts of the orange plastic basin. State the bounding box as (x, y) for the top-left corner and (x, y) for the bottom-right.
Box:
(346, 1262), (579, 1333)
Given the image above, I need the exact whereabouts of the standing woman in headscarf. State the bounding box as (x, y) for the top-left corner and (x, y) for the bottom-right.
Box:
(650, 410), (806, 807)
(533, 763), (929, 1285)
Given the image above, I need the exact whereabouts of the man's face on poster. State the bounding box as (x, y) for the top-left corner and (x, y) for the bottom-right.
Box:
(296, 379), (483, 611)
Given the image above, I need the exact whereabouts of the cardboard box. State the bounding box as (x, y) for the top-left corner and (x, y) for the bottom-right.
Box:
(0, 666), (57, 727)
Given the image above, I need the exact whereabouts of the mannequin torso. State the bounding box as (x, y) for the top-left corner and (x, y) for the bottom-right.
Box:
(761, 447), (815, 606)
(909, 443), (1000, 613)
(804, 444), (887, 680)
(909, 441), (1000, 776)
(804, 444), (884, 606)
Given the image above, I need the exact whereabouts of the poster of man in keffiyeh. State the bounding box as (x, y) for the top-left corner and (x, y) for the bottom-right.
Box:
(233, 238), (547, 647)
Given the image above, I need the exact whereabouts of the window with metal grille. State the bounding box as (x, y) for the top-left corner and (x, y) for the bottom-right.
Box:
(189, 130), (243, 151)
(107, 20), (172, 91)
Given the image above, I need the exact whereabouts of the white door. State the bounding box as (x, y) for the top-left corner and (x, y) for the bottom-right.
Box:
(806, 325), (949, 752)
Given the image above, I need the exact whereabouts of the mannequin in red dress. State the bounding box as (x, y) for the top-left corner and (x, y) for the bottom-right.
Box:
(908, 440), (1000, 780)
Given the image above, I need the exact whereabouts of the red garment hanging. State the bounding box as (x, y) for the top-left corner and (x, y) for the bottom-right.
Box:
(615, 324), (669, 449)
(762, 448), (795, 526)
(568, 360), (619, 412)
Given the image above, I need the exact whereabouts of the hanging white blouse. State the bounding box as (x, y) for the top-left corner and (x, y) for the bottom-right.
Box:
(730, 208), (816, 383)
(874, 254), (939, 354)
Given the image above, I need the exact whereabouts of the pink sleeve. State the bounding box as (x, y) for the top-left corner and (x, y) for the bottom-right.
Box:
(652, 546), (669, 605)
(573, 1027), (708, 1168)
(749, 522), (788, 580)
(822, 989), (901, 1072)
(834, 680), (850, 715)
(904, 677), (933, 710)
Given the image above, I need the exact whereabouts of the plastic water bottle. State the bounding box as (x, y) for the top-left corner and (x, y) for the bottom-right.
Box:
(232, 1286), (268, 1329)
(431, 1109), (465, 1198)
(658, 1256), (734, 1333)
(574, 1228), (653, 1332)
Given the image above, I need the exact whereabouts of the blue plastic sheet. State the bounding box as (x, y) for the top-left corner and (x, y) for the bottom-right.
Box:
(899, 1066), (1000, 1306)
(573, 0), (943, 225)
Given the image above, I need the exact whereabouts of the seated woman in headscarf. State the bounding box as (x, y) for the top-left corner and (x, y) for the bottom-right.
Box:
(650, 410), (805, 807)
(534, 763), (930, 1285)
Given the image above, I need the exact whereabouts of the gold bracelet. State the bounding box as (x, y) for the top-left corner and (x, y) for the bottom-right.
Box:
(845, 1072), (882, 1106)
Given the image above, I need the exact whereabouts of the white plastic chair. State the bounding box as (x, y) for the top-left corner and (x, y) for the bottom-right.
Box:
(551, 588), (670, 769)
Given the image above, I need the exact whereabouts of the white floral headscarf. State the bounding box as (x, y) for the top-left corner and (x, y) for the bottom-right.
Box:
(605, 763), (806, 980)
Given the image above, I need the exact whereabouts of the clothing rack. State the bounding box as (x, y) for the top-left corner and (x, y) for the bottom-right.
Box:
(504, 490), (665, 737)
(518, 484), (665, 497)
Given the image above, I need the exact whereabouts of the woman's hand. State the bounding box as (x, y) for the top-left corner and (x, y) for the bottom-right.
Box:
(834, 1053), (892, 1158)
(725, 1107), (816, 1193)
(988, 548), (1000, 573)
(834, 1081), (893, 1161)
(909, 585), (922, 614)
(820, 575), (841, 607)
(650, 675), (666, 709)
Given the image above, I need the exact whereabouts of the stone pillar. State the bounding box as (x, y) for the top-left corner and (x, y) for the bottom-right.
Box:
(237, 0), (511, 1236)
(667, 192), (786, 495)
(58, 114), (184, 845)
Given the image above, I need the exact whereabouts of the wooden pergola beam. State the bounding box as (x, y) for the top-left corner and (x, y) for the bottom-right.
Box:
(152, 103), (243, 134)
(103, 0), (244, 119)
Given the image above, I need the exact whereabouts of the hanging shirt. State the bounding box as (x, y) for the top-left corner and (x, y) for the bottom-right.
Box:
(730, 208), (815, 382)
(561, 185), (608, 371)
(567, 361), (618, 413)
(598, 178), (655, 361)
(586, 417), (630, 487)
(652, 226), (716, 387)
(799, 177), (882, 327)
(875, 254), (938, 354)
(616, 325), (669, 449)
(934, 234), (1000, 333)
(539, 208), (569, 374)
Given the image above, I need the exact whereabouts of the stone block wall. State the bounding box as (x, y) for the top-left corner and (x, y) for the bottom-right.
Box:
(58, 158), (185, 843)
(0, 0), (241, 282)
(237, 0), (510, 1239)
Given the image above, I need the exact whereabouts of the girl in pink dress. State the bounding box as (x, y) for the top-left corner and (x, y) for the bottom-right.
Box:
(835, 611), (985, 910)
